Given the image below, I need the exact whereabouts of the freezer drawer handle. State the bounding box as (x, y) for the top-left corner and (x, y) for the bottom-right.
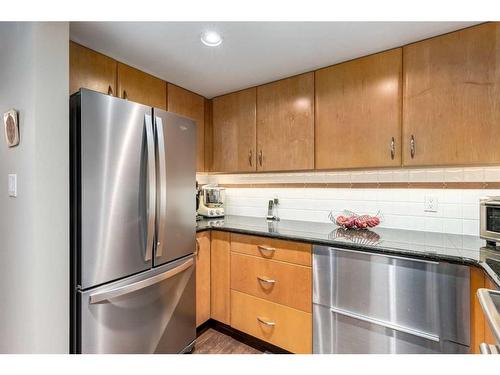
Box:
(330, 306), (440, 342)
(144, 114), (156, 262)
(155, 116), (167, 258)
(89, 258), (194, 304)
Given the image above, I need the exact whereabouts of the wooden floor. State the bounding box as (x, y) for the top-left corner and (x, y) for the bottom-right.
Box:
(192, 328), (263, 354)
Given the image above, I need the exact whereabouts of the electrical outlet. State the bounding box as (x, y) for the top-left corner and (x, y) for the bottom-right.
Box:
(424, 195), (438, 212)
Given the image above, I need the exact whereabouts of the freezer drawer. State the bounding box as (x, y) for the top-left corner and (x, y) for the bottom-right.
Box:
(77, 256), (195, 354)
(313, 245), (470, 352)
(313, 304), (468, 354)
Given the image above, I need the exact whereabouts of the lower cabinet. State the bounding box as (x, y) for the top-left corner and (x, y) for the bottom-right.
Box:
(210, 231), (231, 325)
(228, 233), (312, 353)
(470, 266), (500, 353)
(200, 231), (499, 354)
(195, 231), (211, 327)
(231, 290), (312, 354)
(200, 231), (312, 353)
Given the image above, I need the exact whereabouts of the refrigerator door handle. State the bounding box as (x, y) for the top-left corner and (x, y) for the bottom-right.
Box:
(145, 114), (156, 262)
(155, 116), (167, 257)
(89, 258), (194, 304)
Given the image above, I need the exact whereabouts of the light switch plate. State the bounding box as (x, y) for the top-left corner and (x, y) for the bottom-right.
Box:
(424, 195), (438, 212)
(8, 174), (17, 197)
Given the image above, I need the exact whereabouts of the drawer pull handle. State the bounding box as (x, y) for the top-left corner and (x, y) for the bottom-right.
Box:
(257, 245), (276, 254)
(330, 306), (439, 342)
(257, 276), (276, 284)
(257, 317), (276, 327)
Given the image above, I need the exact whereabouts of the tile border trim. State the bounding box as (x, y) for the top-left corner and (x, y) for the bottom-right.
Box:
(218, 182), (500, 189)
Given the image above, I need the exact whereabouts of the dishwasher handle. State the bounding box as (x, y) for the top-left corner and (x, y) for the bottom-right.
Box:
(330, 306), (440, 342)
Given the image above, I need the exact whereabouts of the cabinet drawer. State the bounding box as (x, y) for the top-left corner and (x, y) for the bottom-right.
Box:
(231, 252), (311, 312)
(231, 233), (311, 266)
(231, 290), (312, 354)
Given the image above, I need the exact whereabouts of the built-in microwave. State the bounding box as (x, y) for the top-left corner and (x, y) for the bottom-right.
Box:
(480, 197), (500, 247)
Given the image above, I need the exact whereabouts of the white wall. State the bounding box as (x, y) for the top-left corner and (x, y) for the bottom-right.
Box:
(198, 166), (500, 236)
(0, 22), (69, 353)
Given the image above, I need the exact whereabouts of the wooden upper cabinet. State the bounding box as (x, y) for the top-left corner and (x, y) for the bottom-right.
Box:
(257, 73), (314, 171)
(403, 22), (500, 166)
(168, 84), (206, 171)
(117, 63), (166, 110)
(315, 49), (402, 169)
(212, 88), (257, 173)
(70, 41), (117, 96)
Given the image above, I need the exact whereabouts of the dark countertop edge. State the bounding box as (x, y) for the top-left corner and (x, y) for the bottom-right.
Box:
(196, 225), (500, 288)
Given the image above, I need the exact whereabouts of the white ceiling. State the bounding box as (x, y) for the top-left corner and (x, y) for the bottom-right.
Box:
(70, 22), (479, 98)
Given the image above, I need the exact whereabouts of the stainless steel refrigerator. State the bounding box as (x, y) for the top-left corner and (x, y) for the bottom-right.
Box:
(70, 89), (196, 354)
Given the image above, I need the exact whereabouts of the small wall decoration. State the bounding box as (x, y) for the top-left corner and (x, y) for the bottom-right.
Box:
(3, 109), (19, 147)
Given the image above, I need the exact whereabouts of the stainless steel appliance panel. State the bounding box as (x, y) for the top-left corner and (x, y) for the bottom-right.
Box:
(79, 255), (195, 353)
(79, 90), (155, 289)
(154, 109), (196, 266)
(480, 197), (500, 244)
(313, 304), (468, 354)
(313, 245), (470, 353)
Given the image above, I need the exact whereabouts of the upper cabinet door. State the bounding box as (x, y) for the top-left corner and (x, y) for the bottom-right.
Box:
(167, 84), (206, 172)
(212, 88), (257, 173)
(257, 73), (314, 171)
(403, 23), (500, 166)
(70, 41), (117, 96)
(315, 49), (402, 169)
(117, 63), (166, 110)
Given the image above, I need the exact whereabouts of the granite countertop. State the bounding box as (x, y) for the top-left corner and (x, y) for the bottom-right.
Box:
(197, 215), (500, 287)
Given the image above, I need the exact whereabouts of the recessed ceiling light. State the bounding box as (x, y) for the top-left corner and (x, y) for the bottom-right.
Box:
(201, 30), (223, 47)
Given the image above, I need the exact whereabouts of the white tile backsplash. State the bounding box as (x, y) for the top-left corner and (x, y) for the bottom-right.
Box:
(221, 186), (487, 235)
(198, 166), (500, 235)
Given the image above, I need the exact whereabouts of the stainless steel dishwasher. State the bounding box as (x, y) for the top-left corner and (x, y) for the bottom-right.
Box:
(313, 245), (470, 354)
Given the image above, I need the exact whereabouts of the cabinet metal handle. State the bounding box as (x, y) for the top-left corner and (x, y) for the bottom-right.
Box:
(390, 137), (395, 160)
(257, 245), (276, 255)
(107, 85), (113, 96)
(195, 238), (200, 257)
(257, 276), (276, 284)
(410, 135), (415, 159)
(258, 150), (263, 167)
(248, 150), (253, 166)
(257, 317), (276, 327)
(123, 90), (128, 100)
